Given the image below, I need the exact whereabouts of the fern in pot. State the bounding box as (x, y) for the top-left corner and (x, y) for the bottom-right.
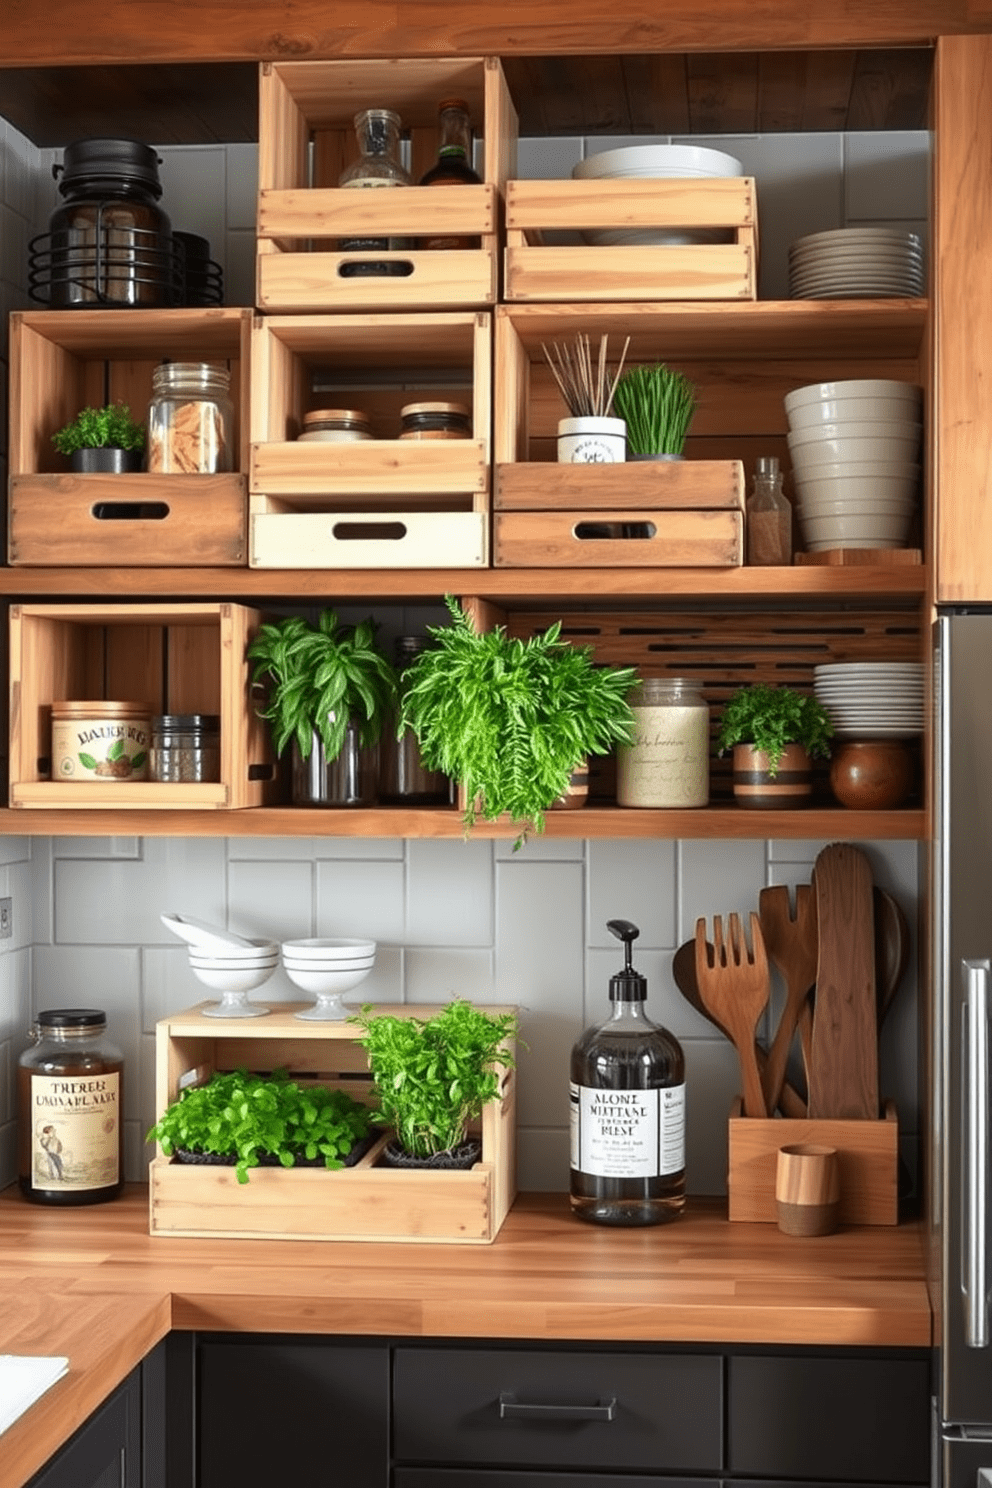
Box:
(246, 610), (399, 806)
(716, 682), (834, 809)
(612, 363), (696, 459)
(398, 596), (638, 846)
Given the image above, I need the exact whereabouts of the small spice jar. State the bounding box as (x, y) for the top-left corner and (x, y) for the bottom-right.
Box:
(51, 700), (151, 782)
(398, 401), (472, 440)
(146, 361), (234, 473)
(297, 408), (373, 442)
(149, 713), (220, 783)
(18, 1008), (124, 1205)
(616, 677), (710, 808)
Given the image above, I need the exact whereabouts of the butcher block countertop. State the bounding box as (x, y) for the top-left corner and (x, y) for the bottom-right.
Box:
(0, 1185), (932, 1488)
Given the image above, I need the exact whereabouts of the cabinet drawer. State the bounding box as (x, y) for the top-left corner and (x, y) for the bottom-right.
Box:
(396, 1475), (716, 1488)
(728, 1354), (930, 1483)
(393, 1348), (723, 1472)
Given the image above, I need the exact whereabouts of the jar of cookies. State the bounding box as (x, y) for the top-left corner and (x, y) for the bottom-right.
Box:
(147, 361), (233, 473)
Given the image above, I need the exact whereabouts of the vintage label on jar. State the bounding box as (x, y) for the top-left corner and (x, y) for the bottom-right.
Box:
(616, 705), (710, 807)
(52, 717), (149, 781)
(27, 1071), (121, 1192)
(569, 1082), (685, 1178)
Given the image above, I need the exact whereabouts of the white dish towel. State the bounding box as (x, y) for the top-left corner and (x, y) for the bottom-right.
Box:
(0, 1355), (69, 1435)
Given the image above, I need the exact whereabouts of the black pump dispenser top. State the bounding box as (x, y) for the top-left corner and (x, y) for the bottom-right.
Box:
(607, 918), (647, 1003)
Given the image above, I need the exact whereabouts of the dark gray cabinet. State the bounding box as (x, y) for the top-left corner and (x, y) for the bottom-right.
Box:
(25, 1365), (140, 1488)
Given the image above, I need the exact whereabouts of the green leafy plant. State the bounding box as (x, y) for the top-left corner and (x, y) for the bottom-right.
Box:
(611, 363), (697, 456)
(352, 1000), (518, 1159)
(51, 401), (146, 456)
(146, 1068), (373, 1185)
(246, 610), (399, 761)
(398, 595), (638, 843)
(715, 682), (834, 776)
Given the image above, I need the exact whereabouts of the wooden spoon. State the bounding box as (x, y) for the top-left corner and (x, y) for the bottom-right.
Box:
(809, 842), (879, 1120)
(758, 883), (818, 1115)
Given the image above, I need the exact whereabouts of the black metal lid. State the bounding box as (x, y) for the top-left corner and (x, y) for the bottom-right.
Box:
(37, 1008), (106, 1029)
(54, 138), (164, 198)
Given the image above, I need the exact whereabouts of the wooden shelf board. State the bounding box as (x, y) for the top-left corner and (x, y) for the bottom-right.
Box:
(0, 805), (927, 840)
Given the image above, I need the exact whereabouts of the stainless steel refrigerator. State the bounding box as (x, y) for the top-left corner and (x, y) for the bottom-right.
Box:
(934, 610), (992, 1488)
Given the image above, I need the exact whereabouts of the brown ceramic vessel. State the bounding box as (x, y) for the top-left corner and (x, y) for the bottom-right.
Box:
(829, 739), (914, 810)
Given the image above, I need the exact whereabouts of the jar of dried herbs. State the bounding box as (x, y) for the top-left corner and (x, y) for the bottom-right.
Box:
(147, 361), (233, 473)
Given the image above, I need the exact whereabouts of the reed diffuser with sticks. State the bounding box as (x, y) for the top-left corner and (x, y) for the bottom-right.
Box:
(542, 332), (632, 463)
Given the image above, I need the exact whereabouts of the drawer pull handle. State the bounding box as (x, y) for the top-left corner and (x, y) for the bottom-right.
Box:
(498, 1391), (616, 1423)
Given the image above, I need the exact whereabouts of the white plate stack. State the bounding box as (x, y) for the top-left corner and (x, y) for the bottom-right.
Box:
(785, 378), (923, 550)
(813, 662), (925, 739)
(282, 938), (376, 1021)
(571, 143), (743, 246)
(788, 227), (925, 299)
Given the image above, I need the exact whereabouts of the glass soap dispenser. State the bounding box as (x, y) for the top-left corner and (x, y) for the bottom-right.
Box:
(746, 454), (792, 565)
(570, 919), (686, 1226)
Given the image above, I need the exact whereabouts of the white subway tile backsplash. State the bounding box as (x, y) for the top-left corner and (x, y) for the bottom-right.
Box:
(406, 839), (492, 945)
(51, 837), (142, 858)
(682, 1036), (743, 1195)
(227, 856), (315, 941)
(587, 839), (677, 948)
(404, 947), (496, 1005)
(315, 859), (406, 943)
(678, 837), (768, 943)
(54, 837), (228, 944)
(517, 135), (584, 180)
(495, 834), (585, 861)
(157, 145), (228, 269)
(32, 946), (142, 1119)
(583, 944), (709, 1042)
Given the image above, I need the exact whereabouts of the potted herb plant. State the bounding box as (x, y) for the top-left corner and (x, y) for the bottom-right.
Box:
(51, 400), (146, 473)
(716, 681), (834, 808)
(611, 363), (697, 459)
(146, 1067), (374, 1185)
(246, 610), (399, 806)
(398, 595), (638, 845)
(351, 1000), (518, 1168)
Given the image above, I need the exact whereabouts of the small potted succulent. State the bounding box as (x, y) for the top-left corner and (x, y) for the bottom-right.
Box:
(716, 681), (834, 808)
(351, 1000), (519, 1169)
(146, 1067), (374, 1185)
(51, 400), (146, 473)
(611, 363), (697, 459)
(246, 610), (399, 807)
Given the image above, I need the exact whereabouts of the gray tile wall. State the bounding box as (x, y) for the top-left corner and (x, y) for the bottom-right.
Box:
(0, 119), (929, 1199)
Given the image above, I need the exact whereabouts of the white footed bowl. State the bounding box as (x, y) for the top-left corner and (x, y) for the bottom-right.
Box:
(190, 962), (277, 993)
(784, 379), (923, 412)
(184, 936), (278, 961)
(281, 937), (376, 961)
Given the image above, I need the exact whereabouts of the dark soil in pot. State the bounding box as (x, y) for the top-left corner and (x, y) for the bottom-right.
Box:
(378, 1137), (482, 1170)
(173, 1128), (380, 1170)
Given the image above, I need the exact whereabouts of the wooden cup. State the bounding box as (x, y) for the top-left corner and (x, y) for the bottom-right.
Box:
(775, 1143), (841, 1236)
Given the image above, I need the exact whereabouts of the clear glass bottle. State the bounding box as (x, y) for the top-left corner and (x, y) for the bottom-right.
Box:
(616, 676), (709, 808)
(18, 1008), (124, 1206)
(337, 107), (412, 273)
(570, 919), (686, 1226)
(746, 454), (793, 565)
(146, 361), (234, 474)
(379, 636), (450, 805)
(418, 97), (482, 249)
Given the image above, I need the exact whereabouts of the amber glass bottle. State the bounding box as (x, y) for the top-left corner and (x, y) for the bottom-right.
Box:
(419, 98), (482, 249)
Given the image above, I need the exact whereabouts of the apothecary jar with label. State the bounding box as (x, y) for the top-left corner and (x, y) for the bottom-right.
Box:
(616, 677), (710, 808)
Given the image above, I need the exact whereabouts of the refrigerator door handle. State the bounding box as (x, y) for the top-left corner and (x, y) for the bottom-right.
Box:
(963, 958), (991, 1348)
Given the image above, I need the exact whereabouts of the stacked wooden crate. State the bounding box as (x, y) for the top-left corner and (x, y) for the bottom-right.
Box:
(250, 56), (518, 568)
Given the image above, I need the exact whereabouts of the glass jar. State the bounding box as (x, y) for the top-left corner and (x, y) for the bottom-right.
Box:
(29, 137), (179, 308)
(746, 454), (793, 565)
(297, 408), (373, 442)
(291, 722), (378, 807)
(149, 713), (220, 783)
(147, 361), (234, 473)
(616, 677), (710, 808)
(379, 637), (451, 805)
(337, 107), (412, 272)
(51, 699), (151, 782)
(18, 1008), (124, 1206)
(399, 401), (472, 440)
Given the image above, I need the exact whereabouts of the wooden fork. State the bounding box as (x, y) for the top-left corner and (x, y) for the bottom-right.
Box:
(695, 911), (770, 1118)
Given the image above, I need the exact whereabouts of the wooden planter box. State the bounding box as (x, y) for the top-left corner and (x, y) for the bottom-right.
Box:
(149, 1002), (517, 1243)
(249, 311), (491, 567)
(8, 602), (278, 810)
(504, 178), (758, 303)
(726, 1098), (899, 1225)
(256, 57), (517, 312)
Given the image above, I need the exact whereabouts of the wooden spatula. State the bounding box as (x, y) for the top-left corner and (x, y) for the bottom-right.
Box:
(808, 842), (879, 1120)
(758, 883), (818, 1116)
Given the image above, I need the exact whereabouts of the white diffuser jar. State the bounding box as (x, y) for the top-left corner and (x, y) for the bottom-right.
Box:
(557, 415), (627, 463)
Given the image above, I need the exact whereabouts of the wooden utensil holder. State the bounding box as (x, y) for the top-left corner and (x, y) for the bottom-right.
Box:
(727, 1098), (899, 1225)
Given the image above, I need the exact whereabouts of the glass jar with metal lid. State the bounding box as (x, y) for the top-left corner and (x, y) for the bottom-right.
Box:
(18, 1008), (124, 1205)
(150, 713), (220, 783)
(297, 409), (374, 443)
(399, 401), (472, 440)
(616, 677), (710, 808)
(51, 700), (151, 782)
(146, 361), (234, 473)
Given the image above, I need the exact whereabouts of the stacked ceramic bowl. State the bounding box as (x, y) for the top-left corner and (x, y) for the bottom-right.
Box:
(571, 143), (743, 246)
(813, 662), (925, 739)
(788, 227), (925, 299)
(186, 938), (278, 1018)
(282, 938), (377, 1021)
(785, 378), (923, 551)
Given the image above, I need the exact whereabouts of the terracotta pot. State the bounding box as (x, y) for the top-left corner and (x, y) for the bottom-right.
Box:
(550, 758), (589, 811)
(732, 742), (813, 809)
(829, 739), (914, 809)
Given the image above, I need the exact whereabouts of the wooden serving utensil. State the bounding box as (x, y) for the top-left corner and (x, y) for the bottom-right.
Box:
(758, 883), (818, 1116)
(695, 912), (770, 1118)
(808, 842), (879, 1120)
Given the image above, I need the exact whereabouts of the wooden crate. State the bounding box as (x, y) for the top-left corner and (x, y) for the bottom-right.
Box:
(504, 178), (757, 303)
(256, 57), (517, 312)
(9, 473), (246, 567)
(494, 459), (745, 568)
(249, 311), (491, 567)
(726, 1098), (899, 1225)
(149, 1002), (517, 1243)
(8, 602), (278, 810)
